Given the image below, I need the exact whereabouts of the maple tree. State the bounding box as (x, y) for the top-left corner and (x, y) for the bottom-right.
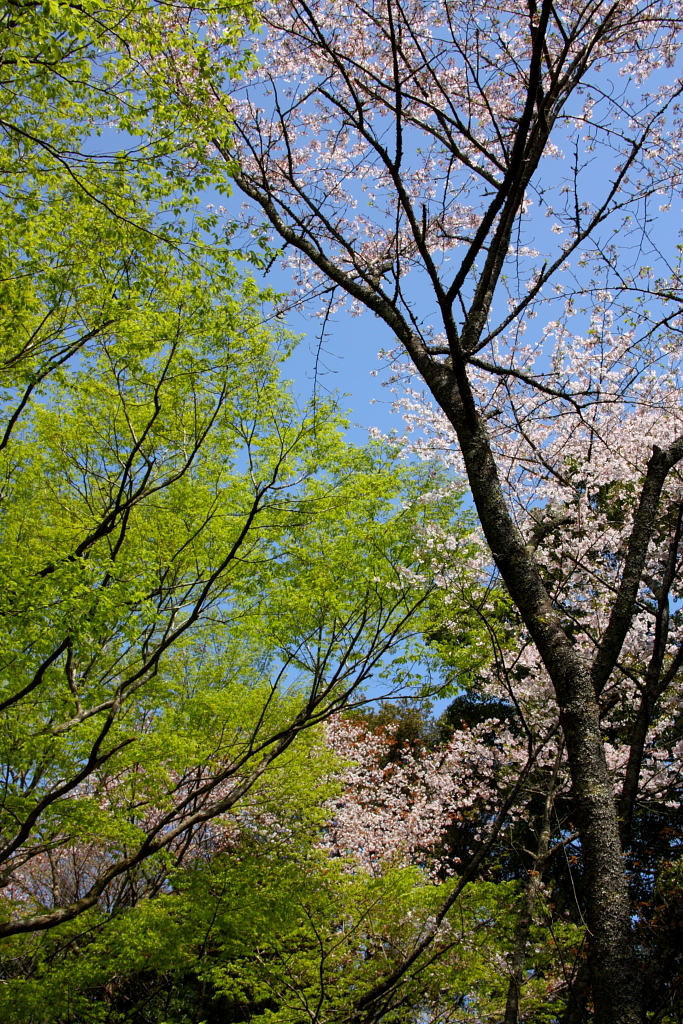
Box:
(0, 0), (472, 950)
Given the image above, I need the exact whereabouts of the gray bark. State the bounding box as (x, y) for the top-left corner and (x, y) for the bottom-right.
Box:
(421, 365), (644, 1023)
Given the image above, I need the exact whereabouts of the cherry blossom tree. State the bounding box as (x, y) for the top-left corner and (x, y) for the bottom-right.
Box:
(196, 3), (683, 1020)
(380, 349), (683, 1020)
(323, 697), (579, 1020)
(324, 711), (532, 876)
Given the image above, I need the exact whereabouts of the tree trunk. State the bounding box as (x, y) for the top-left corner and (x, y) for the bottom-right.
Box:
(619, 502), (682, 844)
(427, 376), (642, 1024)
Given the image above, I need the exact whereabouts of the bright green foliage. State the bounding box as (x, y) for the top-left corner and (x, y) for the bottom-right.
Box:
(0, 0), (473, 942)
(0, 796), (583, 1023)
(0, 0), (249, 199)
(0, 244), (463, 931)
(0, 0), (264, 466)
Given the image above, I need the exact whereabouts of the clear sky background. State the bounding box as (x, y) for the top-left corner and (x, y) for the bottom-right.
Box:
(269, 279), (402, 444)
